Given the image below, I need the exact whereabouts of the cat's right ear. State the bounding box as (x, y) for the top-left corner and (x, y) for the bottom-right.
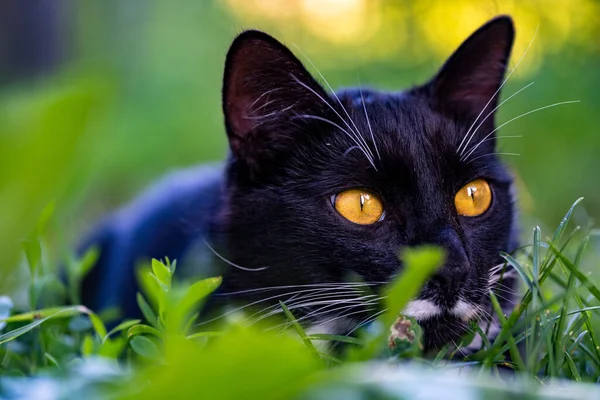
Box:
(222, 30), (328, 173)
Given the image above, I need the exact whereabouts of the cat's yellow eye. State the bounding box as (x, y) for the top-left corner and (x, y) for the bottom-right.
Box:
(334, 189), (384, 225)
(454, 179), (492, 217)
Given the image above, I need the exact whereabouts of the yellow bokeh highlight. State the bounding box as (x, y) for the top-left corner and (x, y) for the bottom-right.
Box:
(222, 0), (599, 76)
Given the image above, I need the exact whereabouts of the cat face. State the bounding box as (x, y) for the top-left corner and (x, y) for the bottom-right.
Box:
(216, 16), (518, 349)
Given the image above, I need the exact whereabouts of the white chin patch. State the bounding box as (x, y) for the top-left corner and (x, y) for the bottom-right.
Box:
(402, 299), (442, 321)
(450, 299), (480, 322)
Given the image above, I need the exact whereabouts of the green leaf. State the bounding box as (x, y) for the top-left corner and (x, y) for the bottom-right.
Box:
(89, 313), (107, 339)
(44, 352), (60, 369)
(137, 293), (158, 328)
(138, 267), (166, 322)
(170, 276), (222, 332)
(99, 337), (127, 359)
(550, 242), (600, 302)
(21, 239), (41, 276)
(279, 301), (319, 358)
(127, 324), (163, 339)
(564, 351), (582, 381)
(130, 335), (161, 359)
(384, 246), (445, 329)
(0, 306), (88, 344)
(489, 291), (526, 371)
(81, 334), (95, 356)
(552, 197), (584, 244)
(349, 246), (444, 361)
(1, 305), (90, 323)
(35, 201), (56, 236)
(500, 252), (536, 293)
(186, 331), (224, 340)
(532, 226), (541, 278)
(152, 258), (172, 288)
(305, 334), (363, 346)
(78, 246), (100, 279)
(104, 319), (142, 342)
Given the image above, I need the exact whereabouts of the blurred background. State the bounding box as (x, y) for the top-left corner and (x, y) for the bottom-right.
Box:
(0, 0), (599, 293)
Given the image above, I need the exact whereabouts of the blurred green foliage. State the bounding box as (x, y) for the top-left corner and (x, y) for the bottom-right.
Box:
(0, 1), (599, 291)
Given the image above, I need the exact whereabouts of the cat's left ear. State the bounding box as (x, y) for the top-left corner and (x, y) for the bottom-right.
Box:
(422, 16), (515, 122)
(222, 30), (329, 174)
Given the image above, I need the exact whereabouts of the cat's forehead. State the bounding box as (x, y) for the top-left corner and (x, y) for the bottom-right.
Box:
(312, 88), (509, 190)
(335, 88), (461, 165)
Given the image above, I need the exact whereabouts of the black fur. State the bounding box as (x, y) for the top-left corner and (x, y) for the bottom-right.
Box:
(81, 16), (519, 350)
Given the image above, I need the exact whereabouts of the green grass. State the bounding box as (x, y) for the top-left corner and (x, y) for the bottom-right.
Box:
(1, 199), (600, 399)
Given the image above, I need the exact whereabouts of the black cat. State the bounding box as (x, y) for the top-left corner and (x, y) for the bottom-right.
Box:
(80, 16), (519, 350)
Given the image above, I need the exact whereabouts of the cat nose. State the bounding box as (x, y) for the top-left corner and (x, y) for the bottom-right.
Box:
(430, 268), (468, 306)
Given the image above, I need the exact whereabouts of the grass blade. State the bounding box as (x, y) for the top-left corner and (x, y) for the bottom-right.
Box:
(305, 334), (363, 345)
(279, 301), (319, 357)
(488, 291), (526, 371)
(0, 307), (87, 345)
(552, 197), (584, 244)
(549, 242), (600, 302)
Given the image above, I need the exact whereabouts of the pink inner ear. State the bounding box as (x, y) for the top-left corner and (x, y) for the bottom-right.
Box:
(227, 95), (255, 140)
(442, 56), (508, 117)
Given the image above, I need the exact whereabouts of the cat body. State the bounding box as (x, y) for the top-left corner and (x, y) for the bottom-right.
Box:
(81, 16), (520, 350)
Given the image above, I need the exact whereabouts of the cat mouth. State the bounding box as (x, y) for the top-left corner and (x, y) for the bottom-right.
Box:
(402, 299), (479, 322)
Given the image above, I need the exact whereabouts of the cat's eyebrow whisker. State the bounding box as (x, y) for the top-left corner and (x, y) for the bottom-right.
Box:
(203, 239), (268, 272)
(457, 25), (539, 155)
(343, 145), (362, 156)
(290, 46), (378, 165)
(459, 81), (535, 157)
(290, 74), (377, 171)
(360, 87), (382, 162)
(295, 113), (376, 168)
(462, 99), (581, 162)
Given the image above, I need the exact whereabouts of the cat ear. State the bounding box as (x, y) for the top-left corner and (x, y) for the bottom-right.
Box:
(424, 16), (515, 122)
(222, 30), (328, 171)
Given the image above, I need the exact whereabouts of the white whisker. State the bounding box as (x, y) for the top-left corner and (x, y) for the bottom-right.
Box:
(203, 239), (267, 272)
(289, 75), (377, 170)
(278, 307), (379, 335)
(457, 25), (539, 155)
(216, 281), (381, 296)
(462, 100), (580, 162)
(460, 81), (535, 158)
(248, 292), (378, 325)
(269, 296), (382, 331)
(196, 287), (351, 326)
(291, 46), (377, 163)
(360, 88), (381, 162)
(295, 113), (375, 167)
(245, 289), (365, 322)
